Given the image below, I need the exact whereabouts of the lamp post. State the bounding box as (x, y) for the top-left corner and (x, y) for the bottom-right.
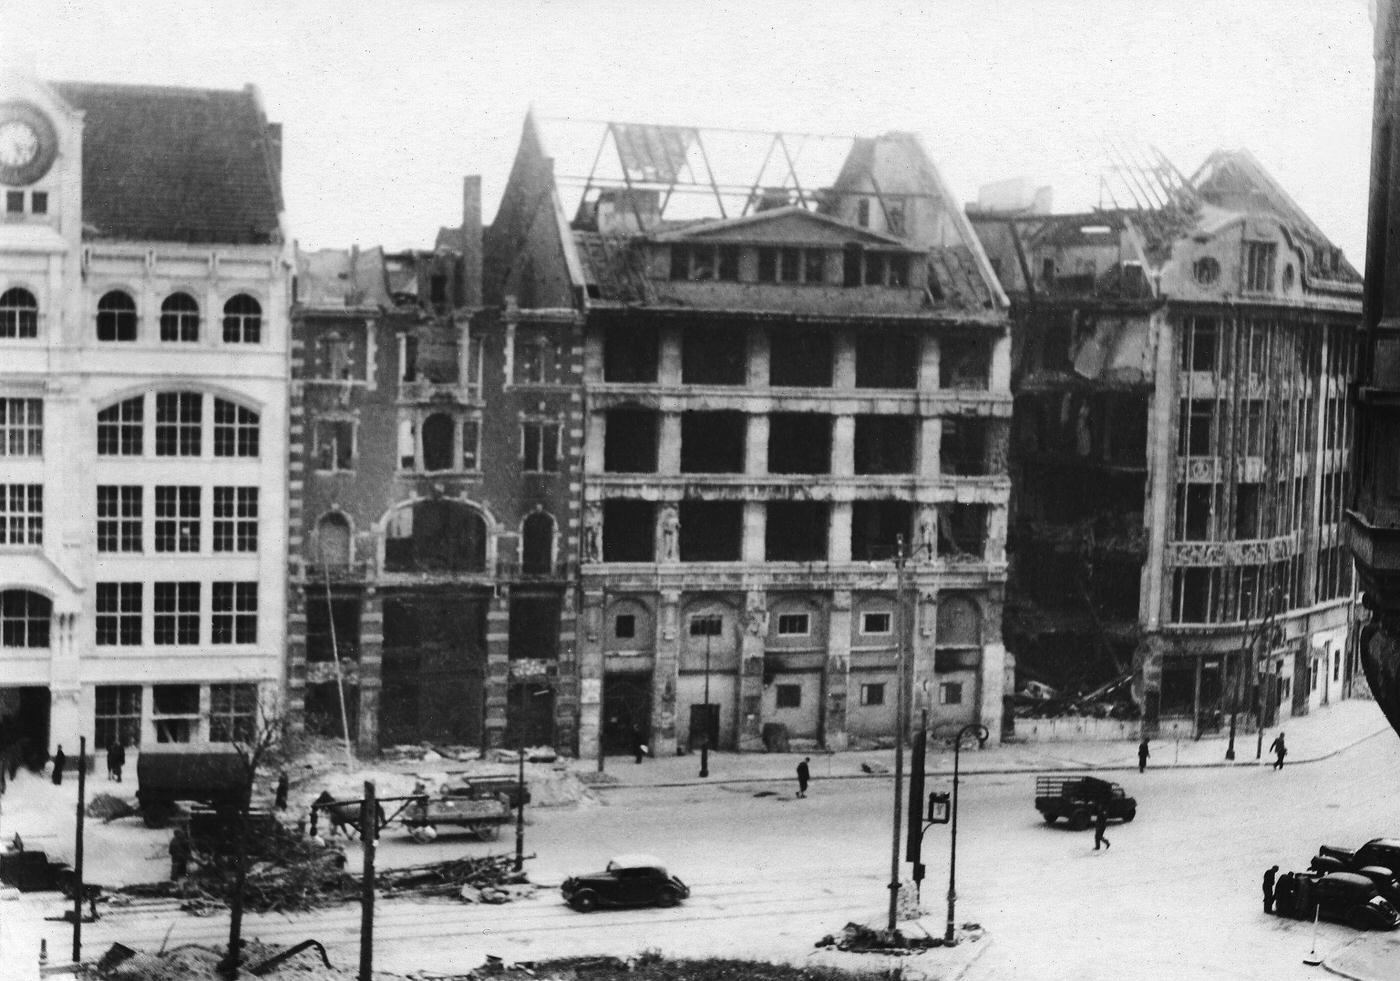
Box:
(699, 618), (715, 779)
(886, 537), (910, 933)
(945, 722), (989, 946)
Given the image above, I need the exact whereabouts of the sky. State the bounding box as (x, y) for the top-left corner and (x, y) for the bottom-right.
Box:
(4, 0), (1378, 261)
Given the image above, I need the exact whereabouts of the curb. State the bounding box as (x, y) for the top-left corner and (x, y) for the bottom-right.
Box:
(583, 726), (1393, 791)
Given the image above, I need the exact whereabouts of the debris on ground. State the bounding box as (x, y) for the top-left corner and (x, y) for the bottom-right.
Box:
(86, 793), (137, 823)
(84, 938), (367, 980)
(859, 762), (890, 775)
(814, 921), (945, 953)
(379, 852), (532, 901)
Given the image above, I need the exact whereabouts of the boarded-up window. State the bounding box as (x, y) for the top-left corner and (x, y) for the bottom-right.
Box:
(317, 512), (351, 566)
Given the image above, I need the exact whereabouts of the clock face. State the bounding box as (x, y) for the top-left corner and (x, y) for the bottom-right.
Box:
(0, 103), (57, 187)
(0, 121), (39, 168)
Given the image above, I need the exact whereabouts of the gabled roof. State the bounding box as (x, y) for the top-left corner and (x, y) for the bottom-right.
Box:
(652, 205), (909, 247)
(53, 81), (282, 245)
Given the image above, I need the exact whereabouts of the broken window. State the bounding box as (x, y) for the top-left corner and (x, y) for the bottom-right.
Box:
(1235, 483), (1262, 539)
(938, 505), (988, 560)
(315, 419), (355, 471)
(855, 331), (918, 388)
(152, 684), (199, 742)
(614, 614), (636, 639)
(670, 244), (739, 283)
(1244, 242), (1277, 292)
(604, 324), (659, 382)
(860, 683), (885, 706)
(769, 328), (832, 387)
(1243, 401), (1265, 456)
(1104, 395), (1149, 466)
(522, 420), (560, 472)
(209, 683), (258, 743)
(604, 408), (659, 473)
(422, 413), (455, 472)
(304, 682), (358, 739)
(382, 499), (488, 573)
(805, 250), (826, 283)
(315, 512), (351, 566)
(854, 416), (916, 475)
(521, 512), (555, 574)
(934, 595), (981, 671)
(1178, 400), (1216, 457)
(603, 500), (655, 562)
(401, 334), (419, 382)
(768, 414), (832, 473)
(758, 248), (778, 283)
(1181, 318), (1219, 373)
(844, 244), (864, 287)
(682, 324), (747, 385)
(939, 682), (963, 705)
(850, 500), (914, 561)
(1172, 568), (1212, 623)
(679, 501), (743, 561)
(681, 411), (746, 473)
(516, 338), (551, 384)
(307, 597), (360, 662)
(509, 594), (560, 659)
(765, 502), (829, 561)
(939, 338), (991, 389)
(775, 684), (801, 708)
(1179, 484), (1214, 540)
(940, 418), (987, 476)
(462, 419), (481, 470)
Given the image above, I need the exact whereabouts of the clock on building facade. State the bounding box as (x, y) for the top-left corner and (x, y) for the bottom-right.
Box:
(0, 102), (57, 187)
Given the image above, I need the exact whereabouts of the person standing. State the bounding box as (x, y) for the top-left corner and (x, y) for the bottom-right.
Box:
(1269, 732), (1288, 770)
(169, 828), (191, 880)
(1137, 738), (1150, 773)
(1093, 806), (1111, 850)
(1263, 865), (1279, 913)
(632, 726), (648, 765)
(796, 757), (811, 798)
(107, 740), (126, 783)
(275, 771), (289, 811)
(50, 745), (65, 786)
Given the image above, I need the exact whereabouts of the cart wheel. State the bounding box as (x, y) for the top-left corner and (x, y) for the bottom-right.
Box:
(1068, 809), (1091, 831)
(572, 890), (598, 913)
(1042, 814), (1057, 825)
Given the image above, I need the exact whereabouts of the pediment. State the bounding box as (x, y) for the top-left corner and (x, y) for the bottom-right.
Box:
(655, 207), (908, 248)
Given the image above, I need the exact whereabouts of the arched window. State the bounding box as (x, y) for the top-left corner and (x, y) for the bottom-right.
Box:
(160, 292), (200, 342)
(0, 589), (50, 648)
(521, 512), (555, 574)
(421, 413), (454, 472)
(0, 287), (38, 339)
(383, 499), (488, 573)
(97, 396), (144, 456)
(213, 398), (259, 457)
(96, 290), (137, 342)
(316, 512), (352, 567)
(222, 294), (262, 343)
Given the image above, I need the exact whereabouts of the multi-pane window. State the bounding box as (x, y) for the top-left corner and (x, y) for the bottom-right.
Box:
(522, 421), (560, 472)
(516, 340), (550, 384)
(96, 290), (138, 342)
(159, 292), (200, 342)
(209, 683), (258, 743)
(462, 419), (481, 470)
(1244, 242), (1277, 292)
(153, 582), (200, 645)
(211, 582), (257, 644)
(0, 484), (42, 545)
(95, 685), (142, 749)
(0, 589), (49, 647)
(155, 486), (200, 553)
(0, 398), (42, 456)
(939, 682), (964, 705)
(860, 683), (885, 706)
(776, 613), (810, 636)
(213, 399), (259, 457)
(314, 419), (354, 471)
(757, 247), (825, 284)
(222, 294), (262, 343)
(95, 582), (142, 646)
(689, 614), (723, 638)
(97, 485), (142, 552)
(212, 487), (258, 553)
(670, 244), (740, 282)
(0, 287), (38, 338)
(98, 396), (143, 455)
(861, 611), (892, 635)
(155, 392), (202, 456)
(152, 684), (200, 742)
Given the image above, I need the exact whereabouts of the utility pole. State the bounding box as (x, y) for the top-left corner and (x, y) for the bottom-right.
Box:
(72, 737), (86, 964)
(887, 536), (909, 933)
(699, 615), (717, 778)
(359, 781), (376, 981)
(514, 742), (526, 872)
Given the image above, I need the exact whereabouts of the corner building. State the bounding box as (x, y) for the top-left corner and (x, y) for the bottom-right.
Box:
(0, 69), (288, 762)
(487, 117), (1012, 758)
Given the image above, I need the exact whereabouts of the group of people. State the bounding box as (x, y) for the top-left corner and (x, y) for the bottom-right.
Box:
(41, 740), (128, 787)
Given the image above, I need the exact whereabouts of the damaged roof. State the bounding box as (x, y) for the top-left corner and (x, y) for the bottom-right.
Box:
(54, 81), (282, 245)
(295, 246), (391, 310)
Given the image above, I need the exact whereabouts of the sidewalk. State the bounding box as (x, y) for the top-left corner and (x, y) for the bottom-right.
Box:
(572, 697), (1393, 790)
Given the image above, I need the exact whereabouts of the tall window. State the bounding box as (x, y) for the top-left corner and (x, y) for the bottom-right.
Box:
(209, 683), (257, 743)
(155, 392), (202, 456)
(422, 413), (455, 472)
(155, 486), (200, 553)
(211, 582), (257, 644)
(97, 485), (142, 552)
(95, 685), (142, 749)
(314, 419), (355, 471)
(153, 582), (199, 645)
(96, 582), (142, 645)
(516, 339), (550, 384)
(1244, 242), (1277, 292)
(0, 398), (42, 456)
(98, 397), (143, 456)
(0, 589), (49, 647)
(213, 399), (259, 457)
(0, 287), (38, 338)
(159, 292), (200, 342)
(522, 421), (560, 472)
(152, 684), (199, 742)
(222, 294), (262, 343)
(462, 419), (481, 470)
(96, 290), (138, 342)
(0, 484), (42, 545)
(212, 487), (257, 552)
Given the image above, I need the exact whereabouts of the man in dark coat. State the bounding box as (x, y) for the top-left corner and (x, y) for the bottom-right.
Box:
(107, 741), (126, 782)
(1263, 865), (1279, 913)
(1137, 738), (1150, 773)
(50, 745), (65, 786)
(1093, 806), (1111, 850)
(275, 771), (289, 810)
(1269, 732), (1288, 770)
(169, 828), (191, 880)
(796, 757), (811, 798)
(632, 726), (647, 764)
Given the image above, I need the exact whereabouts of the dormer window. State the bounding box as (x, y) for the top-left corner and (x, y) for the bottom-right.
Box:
(670, 244), (739, 282)
(863, 251), (911, 287)
(1244, 242), (1276, 292)
(758, 247), (826, 285)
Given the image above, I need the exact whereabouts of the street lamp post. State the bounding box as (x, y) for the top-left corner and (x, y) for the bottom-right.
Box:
(887, 537), (910, 933)
(945, 722), (989, 946)
(699, 623), (713, 779)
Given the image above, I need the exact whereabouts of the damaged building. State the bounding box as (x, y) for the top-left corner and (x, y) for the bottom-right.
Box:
(287, 180), (579, 754)
(486, 115), (1012, 757)
(971, 149), (1361, 736)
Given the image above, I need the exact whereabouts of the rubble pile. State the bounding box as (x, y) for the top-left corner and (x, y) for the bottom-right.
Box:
(379, 852), (533, 902)
(86, 940), (359, 980)
(815, 922), (945, 953)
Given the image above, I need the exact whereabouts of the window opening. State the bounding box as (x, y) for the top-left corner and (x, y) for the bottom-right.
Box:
(155, 486), (200, 553)
(861, 611), (892, 635)
(614, 614), (637, 639)
(0, 590), (49, 647)
(96, 290), (137, 342)
(222, 294), (262, 343)
(0, 484), (42, 546)
(522, 420), (560, 472)
(0, 287), (38, 338)
(153, 582), (200, 645)
(422, 413), (455, 472)
(775, 684), (802, 708)
(860, 683), (885, 706)
(159, 293), (200, 342)
(213, 399), (259, 457)
(776, 613), (810, 636)
(98, 397), (143, 455)
(152, 684), (199, 742)
(0, 397), (42, 455)
(95, 686), (142, 749)
(213, 487), (258, 552)
(155, 392), (202, 456)
(210, 684), (258, 743)
(212, 582), (257, 644)
(96, 582), (141, 645)
(315, 419), (355, 471)
(97, 485), (142, 553)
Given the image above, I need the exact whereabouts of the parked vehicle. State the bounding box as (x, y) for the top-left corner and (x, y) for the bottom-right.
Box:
(1312, 838), (1400, 877)
(135, 745), (248, 827)
(561, 854), (689, 912)
(1274, 870), (1400, 930)
(1034, 776), (1136, 830)
(403, 788), (511, 842)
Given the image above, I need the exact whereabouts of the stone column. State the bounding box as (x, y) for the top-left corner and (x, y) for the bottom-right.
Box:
(658, 325), (683, 386)
(743, 502), (766, 564)
(990, 330), (1012, 393)
(829, 502), (853, 564)
(748, 327), (771, 387)
(652, 589), (682, 756)
(576, 587), (606, 762)
(833, 328), (857, 389)
(824, 590), (853, 749)
(911, 586), (939, 722)
(485, 585), (511, 749)
(582, 324), (605, 383)
(739, 591), (768, 751)
(358, 588), (383, 756)
(746, 414), (769, 476)
(832, 416), (855, 477)
(918, 417), (943, 479)
(919, 333), (941, 390)
(658, 414), (682, 475)
(585, 412), (607, 475)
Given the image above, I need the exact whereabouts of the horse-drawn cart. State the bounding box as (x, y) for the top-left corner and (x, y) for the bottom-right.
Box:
(310, 780), (515, 843)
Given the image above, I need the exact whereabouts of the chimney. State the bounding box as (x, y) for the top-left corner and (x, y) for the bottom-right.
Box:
(461, 175), (483, 308)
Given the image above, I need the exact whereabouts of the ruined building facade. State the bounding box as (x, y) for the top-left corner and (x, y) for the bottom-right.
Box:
(487, 117), (1012, 759)
(286, 180), (582, 755)
(972, 150), (1361, 736)
(0, 70), (289, 761)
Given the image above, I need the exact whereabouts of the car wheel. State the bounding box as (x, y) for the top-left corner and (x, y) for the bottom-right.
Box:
(656, 886), (681, 908)
(1121, 809), (1136, 823)
(1042, 814), (1057, 825)
(1348, 906), (1372, 931)
(571, 890), (598, 913)
(1068, 809), (1091, 831)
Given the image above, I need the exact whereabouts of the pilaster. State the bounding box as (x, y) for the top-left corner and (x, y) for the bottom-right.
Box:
(829, 502), (853, 563)
(358, 588), (383, 756)
(652, 589), (682, 755)
(658, 413), (682, 475)
(832, 415), (855, 477)
(824, 589), (853, 750)
(739, 590), (768, 750)
(742, 501), (766, 564)
(485, 585), (511, 748)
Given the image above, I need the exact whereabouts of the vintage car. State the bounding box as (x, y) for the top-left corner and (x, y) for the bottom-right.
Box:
(1275, 870), (1400, 931)
(1312, 838), (1400, 877)
(561, 854), (689, 912)
(1034, 775), (1136, 830)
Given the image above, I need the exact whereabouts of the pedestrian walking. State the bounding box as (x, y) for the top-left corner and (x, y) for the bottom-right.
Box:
(275, 771), (289, 811)
(1137, 738), (1150, 773)
(1263, 865), (1279, 914)
(796, 757), (811, 798)
(169, 828), (191, 880)
(1093, 806), (1111, 850)
(50, 745), (65, 786)
(632, 726), (648, 764)
(107, 740), (125, 782)
(1269, 732), (1288, 770)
